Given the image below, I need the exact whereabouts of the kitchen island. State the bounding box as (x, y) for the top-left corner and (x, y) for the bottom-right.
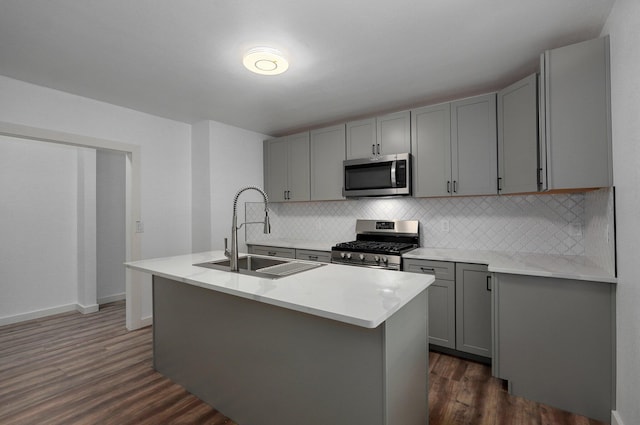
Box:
(126, 251), (433, 425)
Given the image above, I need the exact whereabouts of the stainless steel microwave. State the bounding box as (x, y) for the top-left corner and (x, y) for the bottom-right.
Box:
(343, 153), (412, 198)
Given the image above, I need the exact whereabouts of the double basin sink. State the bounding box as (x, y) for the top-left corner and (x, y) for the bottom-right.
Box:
(194, 255), (324, 279)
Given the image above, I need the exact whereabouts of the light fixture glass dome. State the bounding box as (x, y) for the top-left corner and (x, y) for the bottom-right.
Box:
(243, 47), (289, 75)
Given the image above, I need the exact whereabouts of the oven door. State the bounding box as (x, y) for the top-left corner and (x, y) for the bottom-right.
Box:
(343, 153), (411, 197)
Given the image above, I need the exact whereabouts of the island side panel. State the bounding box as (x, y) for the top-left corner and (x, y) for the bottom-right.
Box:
(383, 289), (428, 425)
(153, 275), (390, 425)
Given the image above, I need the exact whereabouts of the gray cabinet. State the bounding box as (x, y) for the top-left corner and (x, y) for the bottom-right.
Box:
(451, 94), (498, 196)
(247, 245), (295, 259)
(411, 94), (497, 197)
(310, 125), (345, 201)
(248, 244), (330, 263)
(497, 73), (539, 194)
(411, 103), (451, 197)
(346, 111), (410, 160)
(539, 36), (612, 190)
(403, 259), (456, 349)
(492, 273), (613, 423)
(264, 132), (310, 202)
(295, 249), (331, 263)
(455, 263), (492, 358)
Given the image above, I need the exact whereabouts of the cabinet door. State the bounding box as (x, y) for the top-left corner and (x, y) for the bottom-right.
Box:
(428, 279), (456, 349)
(451, 94), (498, 196)
(411, 103), (452, 197)
(497, 74), (539, 194)
(286, 132), (310, 202)
(264, 137), (289, 202)
(455, 263), (491, 358)
(310, 125), (345, 201)
(248, 245), (296, 259)
(542, 36), (612, 190)
(346, 118), (376, 159)
(377, 110), (411, 156)
(295, 249), (332, 263)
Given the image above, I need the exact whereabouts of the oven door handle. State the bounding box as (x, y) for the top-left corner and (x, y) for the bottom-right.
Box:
(390, 160), (397, 187)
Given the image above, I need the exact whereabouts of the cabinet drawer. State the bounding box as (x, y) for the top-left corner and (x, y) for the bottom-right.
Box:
(403, 259), (455, 281)
(295, 249), (331, 263)
(247, 245), (295, 259)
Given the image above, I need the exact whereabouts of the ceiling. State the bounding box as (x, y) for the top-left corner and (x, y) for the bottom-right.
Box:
(0, 0), (614, 137)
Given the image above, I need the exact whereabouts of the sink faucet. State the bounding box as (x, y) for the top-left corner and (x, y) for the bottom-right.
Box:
(225, 186), (271, 271)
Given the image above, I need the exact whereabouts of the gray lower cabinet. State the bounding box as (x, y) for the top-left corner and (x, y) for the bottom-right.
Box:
(493, 273), (614, 423)
(248, 244), (330, 263)
(247, 245), (295, 259)
(403, 259), (456, 349)
(455, 263), (492, 358)
(295, 249), (331, 263)
(404, 259), (491, 359)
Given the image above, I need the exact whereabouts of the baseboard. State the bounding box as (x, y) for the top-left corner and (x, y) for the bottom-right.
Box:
(612, 410), (624, 425)
(98, 293), (125, 305)
(0, 304), (78, 326)
(76, 303), (99, 314)
(140, 315), (153, 328)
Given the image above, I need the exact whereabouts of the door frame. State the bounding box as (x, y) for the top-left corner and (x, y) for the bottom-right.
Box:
(0, 121), (145, 330)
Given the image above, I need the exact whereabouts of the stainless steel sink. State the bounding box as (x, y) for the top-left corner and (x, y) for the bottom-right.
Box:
(194, 255), (324, 279)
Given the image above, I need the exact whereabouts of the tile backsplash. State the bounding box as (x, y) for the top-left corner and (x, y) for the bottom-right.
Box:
(246, 190), (614, 258)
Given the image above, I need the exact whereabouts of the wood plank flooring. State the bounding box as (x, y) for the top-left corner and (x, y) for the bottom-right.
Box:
(0, 301), (607, 425)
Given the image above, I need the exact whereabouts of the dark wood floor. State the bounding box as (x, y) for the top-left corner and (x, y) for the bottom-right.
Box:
(0, 301), (606, 425)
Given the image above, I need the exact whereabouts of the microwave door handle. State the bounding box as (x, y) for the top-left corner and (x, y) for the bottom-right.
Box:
(390, 160), (397, 187)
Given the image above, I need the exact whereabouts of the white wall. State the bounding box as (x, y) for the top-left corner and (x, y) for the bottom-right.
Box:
(191, 120), (267, 255)
(0, 136), (80, 320)
(602, 2), (640, 425)
(0, 75), (192, 322)
(97, 150), (126, 303)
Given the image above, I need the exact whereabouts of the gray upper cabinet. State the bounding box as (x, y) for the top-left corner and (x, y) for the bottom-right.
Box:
(376, 110), (411, 156)
(412, 94), (497, 197)
(310, 124), (346, 201)
(346, 118), (376, 159)
(539, 36), (612, 190)
(411, 103), (452, 197)
(346, 111), (410, 160)
(264, 132), (310, 202)
(497, 73), (539, 194)
(451, 94), (498, 196)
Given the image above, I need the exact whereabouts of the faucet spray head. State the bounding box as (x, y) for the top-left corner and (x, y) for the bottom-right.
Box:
(264, 212), (271, 234)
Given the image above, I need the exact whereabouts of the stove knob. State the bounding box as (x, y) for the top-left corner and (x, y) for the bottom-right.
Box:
(359, 254), (365, 261)
(374, 255), (380, 262)
(340, 252), (346, 259)
(346, 253), (352, 259)
(381, 256), (388, 263)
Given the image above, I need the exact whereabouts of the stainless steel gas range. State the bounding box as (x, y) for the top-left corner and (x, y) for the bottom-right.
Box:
(330, 219), (419, 271)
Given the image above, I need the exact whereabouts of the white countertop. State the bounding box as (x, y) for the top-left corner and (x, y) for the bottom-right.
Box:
(246, 239), (336, 252)
(126, 250), (433, 329)
(404, 248), (616, 283)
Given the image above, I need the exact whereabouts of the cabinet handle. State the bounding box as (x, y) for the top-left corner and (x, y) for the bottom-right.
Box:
(486, 275), (492, 291)
(497, 177), (503, 192)
(420, 267), (436, 275)
(453, 180), (458, 193)
(268, 251), (277, 256)
(372, 144), (376, 155)
(447, 181), (451, 193)
(308, 255), (318, 260)
(537, 168), (543, 186)
(376, 144), (380, 155)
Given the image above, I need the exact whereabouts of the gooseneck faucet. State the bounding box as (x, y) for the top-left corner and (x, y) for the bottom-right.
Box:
(224, 186), (271, 271)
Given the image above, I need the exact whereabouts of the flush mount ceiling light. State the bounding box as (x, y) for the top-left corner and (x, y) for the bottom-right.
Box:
(243, 47), (289, 75)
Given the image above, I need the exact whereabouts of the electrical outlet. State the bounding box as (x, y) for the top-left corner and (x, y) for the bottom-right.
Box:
(441, 219), (450, 233)
(136, 220), (144, 233)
